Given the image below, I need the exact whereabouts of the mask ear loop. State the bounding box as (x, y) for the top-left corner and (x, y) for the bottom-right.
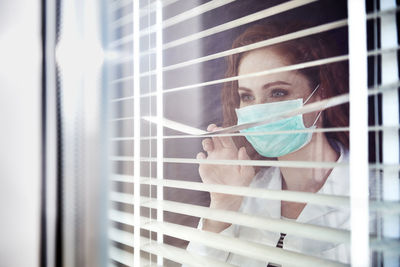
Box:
(303, 84), (320, 104)
(304, 84), (322, 128)
(312, 110), (322, 127)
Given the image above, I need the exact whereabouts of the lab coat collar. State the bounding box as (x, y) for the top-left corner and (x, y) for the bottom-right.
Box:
(298, 143), (349, 224)
(262, 142), (349, 224)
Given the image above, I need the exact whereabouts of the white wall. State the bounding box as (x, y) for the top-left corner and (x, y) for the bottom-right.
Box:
(0, 0), (41, 266)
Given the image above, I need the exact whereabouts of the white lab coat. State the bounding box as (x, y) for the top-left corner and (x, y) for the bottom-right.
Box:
(185, 144), (362, 267)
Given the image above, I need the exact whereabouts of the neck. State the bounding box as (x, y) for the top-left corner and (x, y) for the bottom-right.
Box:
(278, 133), (339, 192)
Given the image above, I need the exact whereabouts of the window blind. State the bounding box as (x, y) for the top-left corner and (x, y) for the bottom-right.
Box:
(106, 1), (400, 267)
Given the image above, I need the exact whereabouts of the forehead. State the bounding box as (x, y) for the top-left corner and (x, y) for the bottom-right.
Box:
(238, 47), (290, 75)
(238, 48), (305, 87)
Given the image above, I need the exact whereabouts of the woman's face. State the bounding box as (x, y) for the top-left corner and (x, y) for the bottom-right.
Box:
(237, 48), (321, 127)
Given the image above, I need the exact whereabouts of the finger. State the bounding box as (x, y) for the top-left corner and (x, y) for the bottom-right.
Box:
(214, 126), (236, 148)
(209, 125), (223, 149)
(207, 124), (217, 132)
(197, 152), (211, 183)
(238, 147), (255, 183)
(202, 138), (214, 152)
(238, 146), (250, 161)
(206, 124), (223, 149)
(196, 152), (206, 160)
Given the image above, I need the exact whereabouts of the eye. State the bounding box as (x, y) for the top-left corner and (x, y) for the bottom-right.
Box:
(239, 93), (255, 102)
(270, 88), (288, 98)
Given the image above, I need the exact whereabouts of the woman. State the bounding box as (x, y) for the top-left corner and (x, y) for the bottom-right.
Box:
(186, 23), (351, 266)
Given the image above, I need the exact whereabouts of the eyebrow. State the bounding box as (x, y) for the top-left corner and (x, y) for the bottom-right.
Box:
(262, 81), (291, 89)
(238, 81), (291, 92)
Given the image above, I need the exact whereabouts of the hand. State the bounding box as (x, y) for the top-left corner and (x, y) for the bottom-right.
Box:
(197, 124), (255, 233)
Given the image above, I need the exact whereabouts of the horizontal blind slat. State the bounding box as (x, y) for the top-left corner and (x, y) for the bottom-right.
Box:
(140, 91), (352, 133)
(139, 0), (180, 18)
(110, 78), (397, 107)
(109, 156), (400, 172)
(124, 55), (350, 92)
(135, 1), (399, 56)
(137, 6), (396, 75)
(112, 13), (132, 28)
(160, 201), (346, 244)
(109, 197), (350, 244)
(140, 0), (236, 35)
(109, 47), (398, 88)
(141, 125), (398, 140)
(143, 116), (206, 135)
(134, 0), (317, 53)
(109, 7), (400, 66)
(108, 5), (399, 50)
(113, 1), (234, 35)
(150, 5), (393, 55)
(109, 215), (348, 266)
(109, 0), (132, 12)
(110, 156), (347, 168)
(142, 220), (348, 267)
(111, 175), (349, 207)
(109, 246), (152, 267)
(108, 125), (400, 141)
(136, 81), (399, 137)
(141, 237), (236, 267)
(109, 210), (400, 255)
(109, 226), (134, 245)
(107, 81), (400, 140)
(109, 115), (134, 121)
(109, 227), (236, 267)
(109, 191), (400, 218)
(110, 70), (397, 105)
(136, 48), (399, 96)
(109, 247), (133, 267)
(139, 19), (348, 77)
(110, 0), (180, 18)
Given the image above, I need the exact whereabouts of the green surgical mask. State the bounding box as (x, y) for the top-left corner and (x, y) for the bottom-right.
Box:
(235, 85), (320, 157)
